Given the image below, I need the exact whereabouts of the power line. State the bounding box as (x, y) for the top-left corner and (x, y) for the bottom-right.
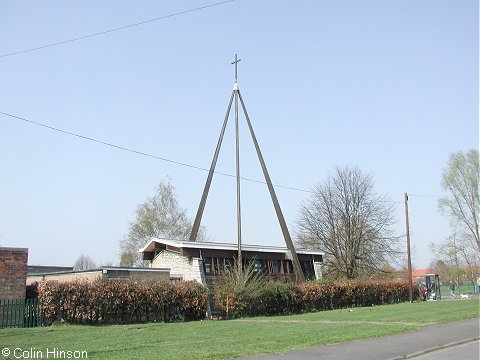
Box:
(0, 110), (410, 204)
(0, 110), (311, 194)
(0, 0), (236, 58)
(409, 194), (444, 198)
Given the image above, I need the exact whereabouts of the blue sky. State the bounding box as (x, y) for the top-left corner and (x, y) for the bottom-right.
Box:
(0, 0), (478, 269)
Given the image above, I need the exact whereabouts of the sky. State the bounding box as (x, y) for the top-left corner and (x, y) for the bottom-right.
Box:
(0, 0), (478, 269)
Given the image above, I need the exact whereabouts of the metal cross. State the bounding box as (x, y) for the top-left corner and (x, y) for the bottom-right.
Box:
(231, 54), (241, 81)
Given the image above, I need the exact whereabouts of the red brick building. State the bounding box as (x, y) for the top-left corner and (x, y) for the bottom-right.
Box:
(0, 247), (28, 300)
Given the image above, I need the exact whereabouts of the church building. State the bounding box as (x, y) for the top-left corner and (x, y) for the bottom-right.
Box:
(140, 238), (324, 285)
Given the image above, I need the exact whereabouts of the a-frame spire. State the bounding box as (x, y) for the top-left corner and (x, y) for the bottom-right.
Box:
(190, 55), (305, 282)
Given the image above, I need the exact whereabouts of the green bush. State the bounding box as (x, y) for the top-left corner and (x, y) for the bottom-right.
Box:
(213, 260), (266, 318)
(37, 280), (208, 325)
(26, 282), (39, 299)
(244, 282), (294, 316)
(213, 279), (418, 318)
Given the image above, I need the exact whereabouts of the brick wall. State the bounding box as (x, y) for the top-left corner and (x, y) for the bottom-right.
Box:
(0, 247), (28, 300)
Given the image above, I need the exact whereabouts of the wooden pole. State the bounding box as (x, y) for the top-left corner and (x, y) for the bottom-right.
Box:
(189, 92), (234, 241)
(404, 192), (414, 302)
(238, 90), (305, 283)
(231, 54), (243, 271)
(234, 82), (242, 271)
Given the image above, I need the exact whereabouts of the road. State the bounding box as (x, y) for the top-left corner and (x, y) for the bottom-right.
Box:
(240, 318), (480, 360)
(414, 340), (479, 360)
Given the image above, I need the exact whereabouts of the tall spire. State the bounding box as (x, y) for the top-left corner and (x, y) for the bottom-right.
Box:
(190, 55), (305, 282)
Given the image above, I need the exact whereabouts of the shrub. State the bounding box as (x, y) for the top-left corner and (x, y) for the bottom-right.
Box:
(293, 280), (417, 313)
(244, 282), (294, 316)
(37, 280), (208, 325)
(212, 279), (417, 318)
(26, 282), (39, 299)
(213, 260), (266, 318)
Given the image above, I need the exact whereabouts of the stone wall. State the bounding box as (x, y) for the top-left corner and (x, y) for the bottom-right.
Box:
(0, 247), (28, 300)
(313, 261), (323, 280)
(151, 250), (206, 284)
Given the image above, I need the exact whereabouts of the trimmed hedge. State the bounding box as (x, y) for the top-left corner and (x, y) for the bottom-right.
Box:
(292, 280), (417, 313)
(38, 280), (208, 324)
(214, 280), (418, 318)
(242, 282), (294, 317)
(38, 279), (417, 324)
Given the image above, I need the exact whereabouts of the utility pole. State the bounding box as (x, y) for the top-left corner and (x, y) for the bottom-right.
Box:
(404, 192), (413, 302)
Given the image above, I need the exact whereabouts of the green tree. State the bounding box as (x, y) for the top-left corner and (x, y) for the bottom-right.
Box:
(119, 180), (205, 266)
(431, 231), (479, 289)
(438, 149), (480, 254)
(434, 150), (480, 286)
(119, 251), (135, 267)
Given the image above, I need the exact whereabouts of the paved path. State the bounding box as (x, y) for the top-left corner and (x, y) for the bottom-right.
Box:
(413, 340), (479, 360)
(240, 318), (479, 360)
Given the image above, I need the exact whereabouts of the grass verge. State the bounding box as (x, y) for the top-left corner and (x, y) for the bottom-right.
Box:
(1, 300), (478, 360)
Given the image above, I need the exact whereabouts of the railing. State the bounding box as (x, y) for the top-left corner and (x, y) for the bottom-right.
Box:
(0, 299), (45, 329)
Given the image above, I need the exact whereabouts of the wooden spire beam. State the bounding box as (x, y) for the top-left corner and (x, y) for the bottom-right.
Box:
(238, 90), (305, 283)
(189, 91), (234, 241)
(190, 55), (305, 282)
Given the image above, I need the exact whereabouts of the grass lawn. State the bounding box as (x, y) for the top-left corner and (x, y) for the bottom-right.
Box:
(440, 284), (476, 297)
(0, 300), (478, 360)
(252, 299), (480, 325)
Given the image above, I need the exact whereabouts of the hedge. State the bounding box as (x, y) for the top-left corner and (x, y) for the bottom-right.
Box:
(38, 280), (208, 324)
(292, 280), (417, 313)
(214, 280), (418, 318)
(37, 279), (417, 324)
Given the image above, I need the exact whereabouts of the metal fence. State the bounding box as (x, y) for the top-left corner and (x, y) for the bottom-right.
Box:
(0, 299), (45, 329)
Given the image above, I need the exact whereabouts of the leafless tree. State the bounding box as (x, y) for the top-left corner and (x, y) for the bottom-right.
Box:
(438, 149), (480, 255)
(431, 230), (480, 288)
(296, 166), (401, 280)
(119, 180), (206, 266)
(73, 254), (97, 271)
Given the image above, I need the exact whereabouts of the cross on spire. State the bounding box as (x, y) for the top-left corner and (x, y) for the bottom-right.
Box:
(231, 53), (241, 82)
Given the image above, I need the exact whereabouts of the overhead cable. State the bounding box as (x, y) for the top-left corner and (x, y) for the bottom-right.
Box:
(0, 0), (236, 58)
(0, 110), (311, 193)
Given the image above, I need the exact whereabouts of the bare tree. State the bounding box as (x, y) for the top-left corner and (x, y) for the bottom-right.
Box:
(119, 180), (206, 266)
(296, 166), (401, 280)
(73, 254), (97, 271)
(431, 230), (480, 288)
(438, 149), (480, 255)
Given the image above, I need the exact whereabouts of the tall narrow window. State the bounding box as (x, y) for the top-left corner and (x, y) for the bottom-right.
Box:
(272, 260), (280, 274)
(204, 258), (212, 274)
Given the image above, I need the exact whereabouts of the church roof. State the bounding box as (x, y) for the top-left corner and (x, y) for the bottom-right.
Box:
(139, 238), (324, 257)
